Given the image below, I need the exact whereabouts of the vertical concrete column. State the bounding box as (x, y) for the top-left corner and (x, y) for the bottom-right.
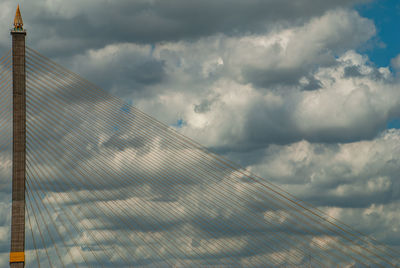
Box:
(10, 28), (26, 268)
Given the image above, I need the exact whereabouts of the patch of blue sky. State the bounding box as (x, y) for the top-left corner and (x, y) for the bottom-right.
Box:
(356, 0), (400, 67)
(355, 0), (400, 130)
(121, 99), (133, 113)
(172, 118), (186, 128)
(386, 118), (400, 129)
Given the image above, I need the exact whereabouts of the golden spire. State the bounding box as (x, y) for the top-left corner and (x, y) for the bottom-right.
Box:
(13, 5), (23, 30)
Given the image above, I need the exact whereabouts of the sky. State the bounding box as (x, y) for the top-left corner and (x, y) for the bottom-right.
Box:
(356, 0), (400, 67)
(0, 0), (400, 266)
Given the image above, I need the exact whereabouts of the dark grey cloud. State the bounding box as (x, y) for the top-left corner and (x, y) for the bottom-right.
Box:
(344, 65), (364, 77)
(301, 76), (323, 91)
(343, 64), (387, 80)
(242, 66), (305, 88)
(194, 97), (218, 114)
(130, 59), (165, 85)
(5, 0), (369, 57)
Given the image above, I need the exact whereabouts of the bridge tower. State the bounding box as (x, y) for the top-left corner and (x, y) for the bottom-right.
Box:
(10, 5), (26, 267)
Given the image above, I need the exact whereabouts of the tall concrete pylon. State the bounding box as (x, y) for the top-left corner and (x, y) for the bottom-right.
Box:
(10, 4), (26, 268)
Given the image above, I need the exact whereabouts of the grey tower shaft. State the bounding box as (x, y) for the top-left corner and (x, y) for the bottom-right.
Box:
(10, 29), (26, 268)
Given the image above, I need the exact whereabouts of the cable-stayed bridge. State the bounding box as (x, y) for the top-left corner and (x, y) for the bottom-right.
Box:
(1, 6), (399, 268)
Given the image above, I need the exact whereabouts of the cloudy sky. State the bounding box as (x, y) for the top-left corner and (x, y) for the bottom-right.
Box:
(0, 0), (400, 266)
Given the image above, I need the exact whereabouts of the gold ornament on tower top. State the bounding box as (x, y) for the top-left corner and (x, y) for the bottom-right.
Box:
(13, 5), (24, 31)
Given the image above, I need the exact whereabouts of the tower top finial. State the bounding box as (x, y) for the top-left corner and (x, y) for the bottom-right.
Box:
(13, 5), (24, 31)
